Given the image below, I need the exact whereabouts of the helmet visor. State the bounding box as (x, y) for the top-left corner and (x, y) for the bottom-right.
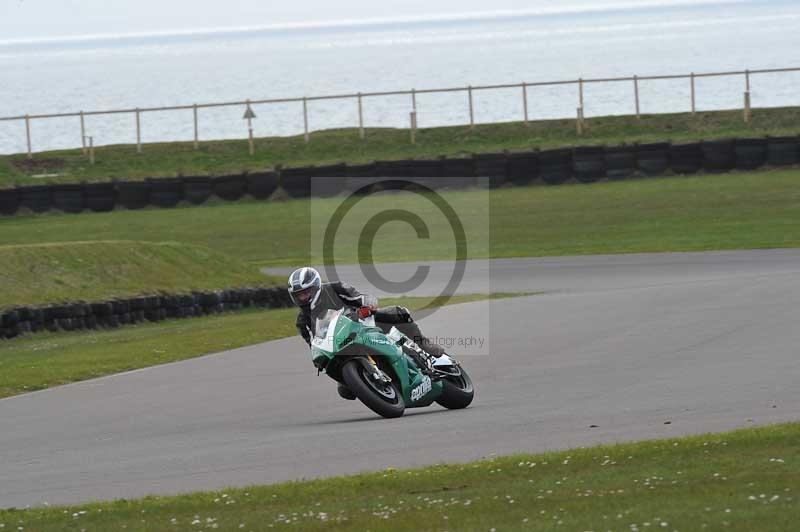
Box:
(292, 287), (315, 305)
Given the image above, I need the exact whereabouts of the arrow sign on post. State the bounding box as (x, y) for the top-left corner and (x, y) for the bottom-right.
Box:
(243, 102), (257, 155)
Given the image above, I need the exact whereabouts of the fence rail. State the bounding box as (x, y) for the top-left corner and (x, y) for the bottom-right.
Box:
(3, 66), (799, 158)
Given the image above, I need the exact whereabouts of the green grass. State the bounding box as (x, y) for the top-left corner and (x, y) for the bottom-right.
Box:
(0, 241), (279, 310)
(1, 106), (798, 186)
(1, 169), (799, 269)
(0, 294), (514, 399)
(3, 422), (797, 531)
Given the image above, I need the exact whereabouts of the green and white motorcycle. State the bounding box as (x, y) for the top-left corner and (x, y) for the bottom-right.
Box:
(310, 308), (474, 418)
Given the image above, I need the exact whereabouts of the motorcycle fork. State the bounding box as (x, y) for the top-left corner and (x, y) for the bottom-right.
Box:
(365, 354), (392, 384)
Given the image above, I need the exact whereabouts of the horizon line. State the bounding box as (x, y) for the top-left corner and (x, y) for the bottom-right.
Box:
(0, 0), (758, 48)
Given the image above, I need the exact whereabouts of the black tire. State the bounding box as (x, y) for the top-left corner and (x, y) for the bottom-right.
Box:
(341, 359), (405, 419)
(436, 367), (475, 410)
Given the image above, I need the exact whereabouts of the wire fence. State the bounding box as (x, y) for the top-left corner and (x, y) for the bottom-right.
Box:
(2, 66), (798, 159)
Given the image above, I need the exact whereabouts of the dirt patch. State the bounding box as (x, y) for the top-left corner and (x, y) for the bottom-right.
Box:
(12, 158), (65, 174)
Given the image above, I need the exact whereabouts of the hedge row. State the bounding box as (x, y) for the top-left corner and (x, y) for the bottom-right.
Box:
(1, 136), (798, 215)
(0, 286), (293, 340)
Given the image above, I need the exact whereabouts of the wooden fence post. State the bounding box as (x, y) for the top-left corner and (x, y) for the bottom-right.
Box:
(744, 91), (752, 123)
(193, 104), (199, 150)
(522, 83), (529, 126)
(410, 111), (417, 145)
(468, 86), (475, 129)
(357, 93), (365, 139)
(85, 136), (95, 165)
(80, 111), (86, 155)
(25, 115), (32, 159)
(303, 97), (310, 143)
(743, 69), (752, 123)
(135, 108), (142, 153)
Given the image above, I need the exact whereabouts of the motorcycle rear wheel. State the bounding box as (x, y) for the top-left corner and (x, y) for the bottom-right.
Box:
(342, 359), (405, 419)
(436, 367), (474, 410)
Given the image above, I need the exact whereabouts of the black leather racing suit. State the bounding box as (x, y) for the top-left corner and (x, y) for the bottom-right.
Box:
(295, 282), (444, 357)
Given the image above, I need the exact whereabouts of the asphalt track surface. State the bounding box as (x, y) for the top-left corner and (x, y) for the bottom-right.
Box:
(2, 250), (800, 508)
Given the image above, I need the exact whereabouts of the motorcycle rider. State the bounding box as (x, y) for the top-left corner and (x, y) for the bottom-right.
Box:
(288, 267), (445, 400)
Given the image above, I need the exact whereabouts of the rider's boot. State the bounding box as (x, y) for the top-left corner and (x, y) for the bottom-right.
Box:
(337, 383), (356, 400)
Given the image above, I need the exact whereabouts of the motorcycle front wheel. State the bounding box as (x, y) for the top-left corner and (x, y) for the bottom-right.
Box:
(342, 359), (405, 419)
(435, 366), (475, 410)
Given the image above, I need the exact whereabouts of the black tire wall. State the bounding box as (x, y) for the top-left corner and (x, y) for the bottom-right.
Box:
(637, 143), (670, 176)
(0, 188), (20, 215)
(670, 143), (703, 175)
(766, 136), (799, 166)
(84, 183), (116, 212)
(1, 287), (293, 340)
(539, 148), (573, 185)
(2, 133), (799, 216)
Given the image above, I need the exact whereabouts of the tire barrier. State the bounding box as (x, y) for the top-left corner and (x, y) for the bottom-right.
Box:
(18, 185), (53, 213)
(766, 136), (799, 167)
(246, 171), (280, 199)
(637, 142), (670, 177)
(213, 175), (248, 201)
(280, 167), (311, 198)
(539, 148), (573, 185)
(51, 184), (86, 214)
(116, 181), (151, 210)
(670, 142), (703, 175)
(441, 156), (475, 180)
(406, 159), (443, 180)
(182, 176), (213, 205)
(735, 138), (767, 170)
(701, 139), (736, 173)
(83, 182), (116, 212)
(507, 151), (539, 186)
(375, 160), (411, 178)
(0, 187), (19, 215)
(0, 286), (293, 340)
(573, 146), (606, 183)
(2, 133), (799, 217)
(148, 178), (184, 208)
(604, 145), (637, 180)
(474, 152), (509, 188)
(312, 164), (348, 197)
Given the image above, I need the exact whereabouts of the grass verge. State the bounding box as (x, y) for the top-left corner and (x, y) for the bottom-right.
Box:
(2, 422), (797, 530)
(1, 106), (799, 186)
(1, 169), (799, 267)
(0, 293), (517, 399)
(0, 241), (279, 310)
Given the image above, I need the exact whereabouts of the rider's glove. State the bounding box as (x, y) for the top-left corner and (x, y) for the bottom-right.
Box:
(398, 306), (413, 323)
(357, 306), (374, 319)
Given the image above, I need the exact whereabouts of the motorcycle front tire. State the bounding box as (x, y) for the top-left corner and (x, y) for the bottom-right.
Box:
(342, 359), (406, 419)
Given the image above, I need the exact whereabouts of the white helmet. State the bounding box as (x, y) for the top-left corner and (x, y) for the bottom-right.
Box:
(288, 267), (322, 307)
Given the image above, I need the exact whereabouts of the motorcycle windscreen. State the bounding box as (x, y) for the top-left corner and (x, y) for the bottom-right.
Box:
(311, 308), (344, 353)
